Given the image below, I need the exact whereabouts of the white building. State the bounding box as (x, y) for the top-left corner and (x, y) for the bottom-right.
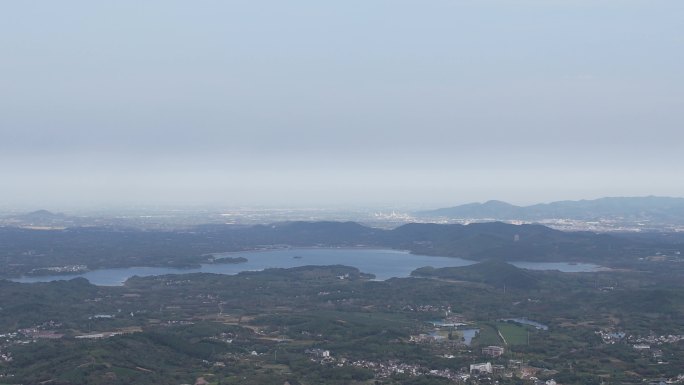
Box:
(470, 362), (493, 374)
(482, 345), (505, 357)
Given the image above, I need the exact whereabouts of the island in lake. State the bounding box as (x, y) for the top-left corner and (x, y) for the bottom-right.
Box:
(209, 256), (248, 264)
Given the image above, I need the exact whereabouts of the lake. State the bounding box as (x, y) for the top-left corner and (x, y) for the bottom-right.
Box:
(510, 261), (608, 273)
(12, 248), (605, 286)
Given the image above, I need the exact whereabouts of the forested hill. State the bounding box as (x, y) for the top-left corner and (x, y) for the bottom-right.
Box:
(192, 221), (637, 262)
(0, 221), (669, 278)
(411, 261), (541, 290)
(385, 222), (635, 262)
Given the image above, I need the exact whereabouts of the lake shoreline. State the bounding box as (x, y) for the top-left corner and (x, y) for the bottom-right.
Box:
(11, 247), (608, 286)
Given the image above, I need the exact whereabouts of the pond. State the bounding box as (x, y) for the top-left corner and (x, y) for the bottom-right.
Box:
(500, 318), (549, 330)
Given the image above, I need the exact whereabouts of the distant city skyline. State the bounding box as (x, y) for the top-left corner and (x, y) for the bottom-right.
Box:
(1, 1), (682, 209)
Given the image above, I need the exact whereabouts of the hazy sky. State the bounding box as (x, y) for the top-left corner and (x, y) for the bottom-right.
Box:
(1, 1), (683, 209)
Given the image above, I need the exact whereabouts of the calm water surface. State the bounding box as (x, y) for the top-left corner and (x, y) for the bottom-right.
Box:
(13, 248), (605, 286)
(428, 327), (479, 345)
(501, 318), (549, 330)
(461, 328), (480, 345)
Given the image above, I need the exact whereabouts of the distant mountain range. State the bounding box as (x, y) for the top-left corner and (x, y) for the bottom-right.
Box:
(5, 196), (684, 230)
(417, 196), (684, 225)
(0, 209), (77, 227)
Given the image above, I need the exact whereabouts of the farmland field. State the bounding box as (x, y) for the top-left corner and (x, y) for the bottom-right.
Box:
(497, 322), (529, 345)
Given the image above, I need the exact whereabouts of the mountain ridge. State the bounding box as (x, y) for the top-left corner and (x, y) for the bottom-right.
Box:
(417, 196), (684, 224)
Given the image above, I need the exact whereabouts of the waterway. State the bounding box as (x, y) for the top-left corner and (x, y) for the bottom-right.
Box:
(13, 248), (605, 286)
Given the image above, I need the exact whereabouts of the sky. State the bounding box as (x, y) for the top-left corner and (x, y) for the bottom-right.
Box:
(1, 1), (683, 210)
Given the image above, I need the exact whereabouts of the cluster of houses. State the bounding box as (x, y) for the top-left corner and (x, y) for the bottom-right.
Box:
(629, 333), (684, 346)
(211, 332), (236, 344)
(0, 323), (66, 349)
(304, 346), (563, 384)
(305, 348), (469, 381)
(28, 264), (88, 274)
(401, 304), (451, 313)
(632, 343), (665, 361)
(305, 348), (331, 359)
(597, 329), (683, 352)
(467, 358), (563, 384)
(17, 328), (63, 340)
(305, 348), (334, 364)
(347, 358), (465, 381)
(595, 329), (626, 344)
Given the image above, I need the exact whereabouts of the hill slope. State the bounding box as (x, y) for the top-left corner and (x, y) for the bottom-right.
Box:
(411, 261), (540, 289)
